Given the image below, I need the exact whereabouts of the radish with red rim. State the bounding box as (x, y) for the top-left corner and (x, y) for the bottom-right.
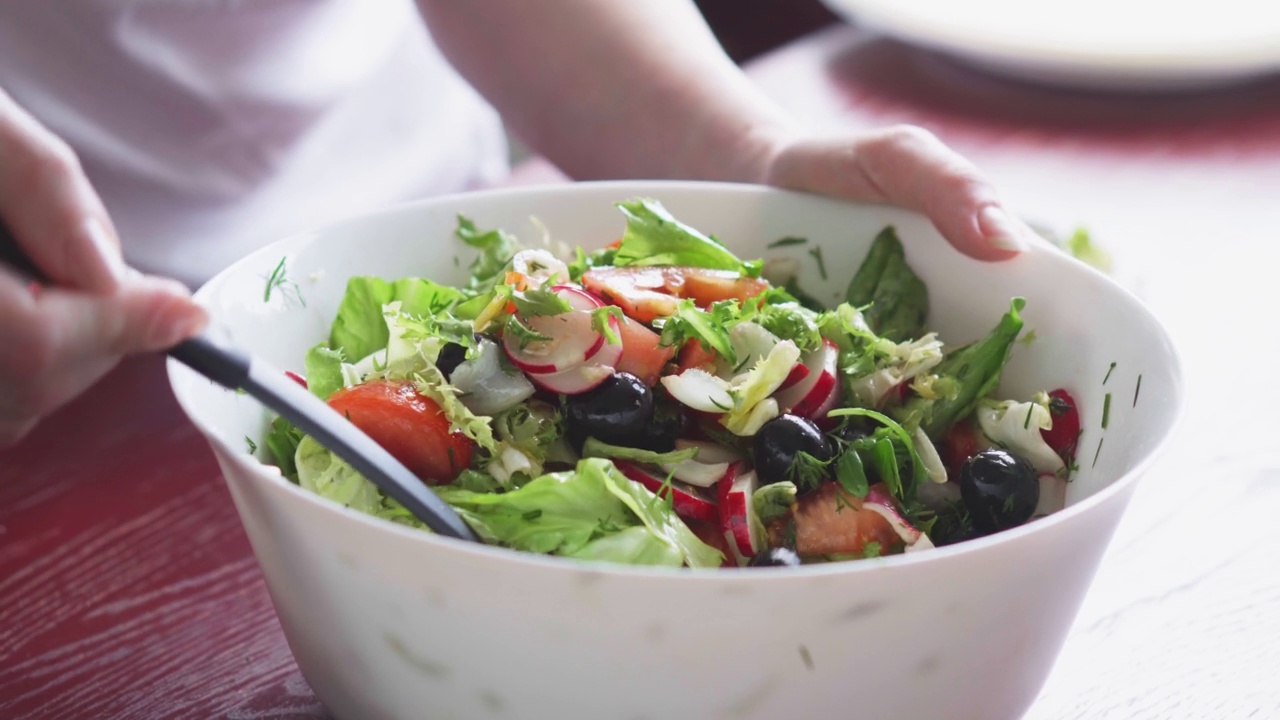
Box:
(614, 460), (719, 523)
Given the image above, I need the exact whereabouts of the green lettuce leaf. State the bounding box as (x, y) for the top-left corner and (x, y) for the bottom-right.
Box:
(581, 437), (698, 466)
(329, 276), (464, 361)
(265, 416), (305, 483)
(613, 198), (761, 277)
(435, 458), (722, 568)
(303, 344), (346, 400)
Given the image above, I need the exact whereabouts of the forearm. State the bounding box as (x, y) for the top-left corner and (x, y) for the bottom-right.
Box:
(416, 0), (799, 183)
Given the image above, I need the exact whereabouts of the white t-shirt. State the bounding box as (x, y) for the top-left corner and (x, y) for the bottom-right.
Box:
(0, 0), (508, 285)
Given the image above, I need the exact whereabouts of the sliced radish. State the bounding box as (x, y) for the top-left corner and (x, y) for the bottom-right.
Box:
(660, 457), (731, 488)
(502, 285), (614, 375)
(863, 485), (924, 547)
(661, 368), (735, 413)
(717, 465), (763, 563)
(614, 460), (718, 523)
(525, 335), (625, 394)
(777, 362), (810, 391)
(674, 438), (743, 465)
(773, 339), (839, 419)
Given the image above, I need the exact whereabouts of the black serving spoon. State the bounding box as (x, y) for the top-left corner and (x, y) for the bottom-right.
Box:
(0, 222), (479, 542)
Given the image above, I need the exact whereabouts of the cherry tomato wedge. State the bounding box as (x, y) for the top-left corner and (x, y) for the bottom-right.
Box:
(327, 379), (474, 484)
(581, 266), (769, 323)
(1041, 388), (1081, 464)
(613, 314), (675, 387)
(766, 482), (900, 557)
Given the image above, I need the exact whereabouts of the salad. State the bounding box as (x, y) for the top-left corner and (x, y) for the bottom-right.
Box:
(261, 199), (1080, 569)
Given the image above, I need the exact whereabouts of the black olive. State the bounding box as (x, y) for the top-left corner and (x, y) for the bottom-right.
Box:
(634, 401), (688, 452)
(831, 419), (872, 445)
(564, 372), (653, 450)
(959, 448), (1039, 534)
(748, 547), (801, 567)
(435, 342), (468, 380)
(753, 414), (833, 487)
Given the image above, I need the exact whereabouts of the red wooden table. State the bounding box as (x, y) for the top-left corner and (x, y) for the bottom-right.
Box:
(6, 24), (1280, 720)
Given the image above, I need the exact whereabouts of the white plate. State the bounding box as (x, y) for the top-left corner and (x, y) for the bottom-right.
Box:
(822, 0), (1280, 89)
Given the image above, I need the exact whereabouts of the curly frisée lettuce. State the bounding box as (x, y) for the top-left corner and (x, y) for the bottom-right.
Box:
(264, 197), (1076, 568)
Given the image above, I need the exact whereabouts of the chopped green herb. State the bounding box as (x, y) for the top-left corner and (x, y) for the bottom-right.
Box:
(1102, 393), (1112, 429)
(808, 246), (828, 281)
(768, 236), (808, 249)
(263, 256), (305, 307)
(786, 451), (832, 492)
(1092, 437), (1104, 468)
(1103, 361), (1117, 385)
(1133, 374), (1143, 407)
(1018, 328), (1038, 346)
(245, 436), (258, 454)
(1023, 403), (1035, 430)
(860, 541), (882, 559)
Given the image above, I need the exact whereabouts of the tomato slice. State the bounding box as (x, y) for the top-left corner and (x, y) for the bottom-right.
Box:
(614, 315), (675, 386)
(327, 380), (474, 485)
(580, 266), (769, 323)
(1041, 388), (1081, 464)
(676, 339), (718, 373)
(767, 482), (900, 557)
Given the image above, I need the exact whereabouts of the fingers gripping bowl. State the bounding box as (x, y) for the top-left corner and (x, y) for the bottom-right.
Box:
(170, 182), (1182, 720)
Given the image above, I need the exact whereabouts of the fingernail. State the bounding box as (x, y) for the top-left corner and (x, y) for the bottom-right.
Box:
(148, 292), (208, 348)
(978, 205), (1030, 253)
(83, 217), (127, 285)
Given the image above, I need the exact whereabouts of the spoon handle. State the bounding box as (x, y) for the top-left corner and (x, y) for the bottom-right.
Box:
(0, 222), (478, 542)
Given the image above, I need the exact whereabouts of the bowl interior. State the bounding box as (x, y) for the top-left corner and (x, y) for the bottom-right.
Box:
(171, 181), (1181, 526)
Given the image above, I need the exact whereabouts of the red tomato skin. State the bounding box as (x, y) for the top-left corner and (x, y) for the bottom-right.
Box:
(940, 418), (982, 480)
(614, 315), (675, 386)
(327, 380), (474, 485)
(1041, 388), (1082, 464)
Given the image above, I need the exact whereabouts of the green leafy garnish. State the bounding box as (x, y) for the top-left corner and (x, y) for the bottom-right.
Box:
(265, 416), (305, 483)
(329, 276), (464, 361)
(612, 198), (762, 277)
(509, 286), (571, 317)
(436, 458), (722, 568)
(845, 228), (928, 342)
(753, 481), (797, 523)
(894, 298), (1026, 440)
(303, 344), (346, 400)
(786, 450), (832, 492)
(658, 299), (736, 362)
(590, 305), (625, 346)
(834, 449), (869, 498)
(245, 436), (258, 454)
(263, 256), (305, 307)
(1102, 392), (1112, 429)
(503, 314), (552, 349)
(456, 215), (520, 293)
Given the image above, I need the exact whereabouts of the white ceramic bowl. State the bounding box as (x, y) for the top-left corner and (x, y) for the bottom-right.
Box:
(170, 181), (1182, 720)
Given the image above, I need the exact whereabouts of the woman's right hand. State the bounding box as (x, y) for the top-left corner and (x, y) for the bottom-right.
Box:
(0, 89), (207, 447)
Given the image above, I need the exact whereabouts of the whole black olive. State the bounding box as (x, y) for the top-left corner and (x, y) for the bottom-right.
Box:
(753, 414), (833, 488)
(748, 547), (801, 567)
(635, 401), (688, 452)
(564, 372), (653, 450)
(959, 448), (1039, 533)
(434, 341), (468, 379)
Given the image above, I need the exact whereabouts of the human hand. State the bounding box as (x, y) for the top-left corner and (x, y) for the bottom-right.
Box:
(763, 126), (1041, 261)
(0, 89), (207, 447)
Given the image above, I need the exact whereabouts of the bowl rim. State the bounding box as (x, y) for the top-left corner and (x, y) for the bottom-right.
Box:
(169, 179), (1187, 581)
